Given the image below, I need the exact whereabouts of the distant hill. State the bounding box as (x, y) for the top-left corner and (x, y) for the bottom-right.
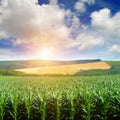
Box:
(0, 59), (101, 69)
(75, 61), (120, 76)
(16, 61), (110, 75)
(0, 60), (120, 76)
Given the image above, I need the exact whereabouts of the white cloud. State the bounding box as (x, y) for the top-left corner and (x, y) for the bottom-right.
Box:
(0, 0), (71, 49)
(0, 0), (86, 51)
(91, 8), (120, 53)
(0, 48), (14, 60)
(0, 31), (7, 39)
(74, 0), (95, 13)
(71, 15), (81, 30)
(67, 32), (104, 51)
(81, 0), (95, 5)
(74, 2), (86, 13)
(91, 8), (120, 39)
(64, 9), (81, 29)
(109, 45), (120, 53)
(81, 24), (88, 30)
(0, 0), (105, 55)
(0, 48), (33, 60)
(49, 0), (58, 5)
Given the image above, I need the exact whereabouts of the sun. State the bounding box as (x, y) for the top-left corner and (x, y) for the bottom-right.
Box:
(40, 48), (51, 60)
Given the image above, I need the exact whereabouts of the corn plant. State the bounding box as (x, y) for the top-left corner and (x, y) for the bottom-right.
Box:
(0, 75), (120, 120)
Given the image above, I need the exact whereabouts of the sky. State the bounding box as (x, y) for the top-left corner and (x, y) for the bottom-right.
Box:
(0, 0), (120, 60)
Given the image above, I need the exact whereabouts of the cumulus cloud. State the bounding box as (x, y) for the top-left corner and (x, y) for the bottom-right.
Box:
(74, 2), (86, 13)
(49, 0), (58, 5)
(64, 9), (81, 30)
(0, 0), (71, 49)
(74, 0), (95, 13)
(91, 8), (120, 53)
(0, 0), (105, 57)
(67, 32), (104, 51)
(91, 8), (120, 39)
(109, 45), (120, 53)
(0, 31), (7, 39)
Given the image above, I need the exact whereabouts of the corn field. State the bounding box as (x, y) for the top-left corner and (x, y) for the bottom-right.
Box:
(0, 75), (120, 120)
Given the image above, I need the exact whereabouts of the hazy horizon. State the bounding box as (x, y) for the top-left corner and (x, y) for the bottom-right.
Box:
(0, 58), (119, 62)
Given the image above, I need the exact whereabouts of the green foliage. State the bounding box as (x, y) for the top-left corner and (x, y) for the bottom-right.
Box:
(0, 75), (120, 120)
(75, 61), (120, 76)
(0, 69), (25, 76)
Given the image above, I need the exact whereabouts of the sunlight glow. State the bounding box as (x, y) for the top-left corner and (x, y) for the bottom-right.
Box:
(40, 48), (51, 60)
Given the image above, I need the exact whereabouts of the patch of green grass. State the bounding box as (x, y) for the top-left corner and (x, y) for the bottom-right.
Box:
(75, 61), (120, 76)
(0, 69), (25, 76)
(106, 61), (120, 69)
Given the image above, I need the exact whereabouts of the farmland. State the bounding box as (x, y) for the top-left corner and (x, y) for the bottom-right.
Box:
(0, 60), (120, 120)
(76, 61), (120, 76)
(15, 61), (111, 75)
(0, 75), (120, 120)
(0, 60), (119, 76)
(0, 59), (101, 69)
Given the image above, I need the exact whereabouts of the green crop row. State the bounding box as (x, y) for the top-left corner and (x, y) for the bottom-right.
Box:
(0, 75), (120, 120)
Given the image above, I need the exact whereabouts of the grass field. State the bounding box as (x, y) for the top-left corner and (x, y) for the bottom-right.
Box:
(76, 61), (120, 76)
(15, 62), (110, 75)
(0, 75), (120, 120)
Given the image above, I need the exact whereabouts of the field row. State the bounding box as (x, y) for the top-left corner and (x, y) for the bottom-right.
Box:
(0, 76), (120, 120)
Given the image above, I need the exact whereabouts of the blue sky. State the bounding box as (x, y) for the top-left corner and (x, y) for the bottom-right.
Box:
(0, 0), (120, 60)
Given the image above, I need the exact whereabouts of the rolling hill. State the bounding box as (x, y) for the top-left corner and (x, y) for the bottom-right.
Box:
(0, 59), (101, 69)
(0, 59), (119, 76)
(15, 61), (111, 75)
